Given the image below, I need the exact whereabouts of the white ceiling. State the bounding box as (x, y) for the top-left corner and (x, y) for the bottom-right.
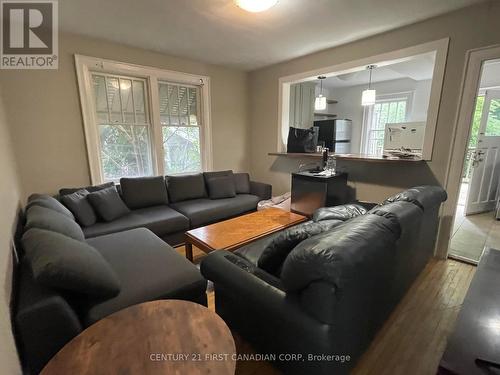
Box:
(60, 0), (483, 71)
(321, 52), (436, 89)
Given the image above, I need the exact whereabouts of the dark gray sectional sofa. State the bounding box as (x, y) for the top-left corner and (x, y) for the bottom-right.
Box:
(78, 171), (272, 245)
(14, 170), (272, 374)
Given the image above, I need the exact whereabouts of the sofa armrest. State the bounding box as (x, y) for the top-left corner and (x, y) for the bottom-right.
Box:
(201, 250), (284, 291)
(15, 263), (82, 374)
(200, 251), (325, 326)
(250, 180), (272, 200)
(201, 250), (336, 368)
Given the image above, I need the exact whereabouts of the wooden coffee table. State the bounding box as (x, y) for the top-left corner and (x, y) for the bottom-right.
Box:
(41, 300), (236, 375)
(184, 207), (307, 261)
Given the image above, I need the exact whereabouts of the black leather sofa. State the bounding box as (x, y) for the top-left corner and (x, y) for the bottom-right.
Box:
(14, 170), (272, 374)
(201, 186), (447, 375)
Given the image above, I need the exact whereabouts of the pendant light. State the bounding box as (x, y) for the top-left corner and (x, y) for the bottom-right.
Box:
(361, 65), (377, 106)
(315, 76), (327, 111)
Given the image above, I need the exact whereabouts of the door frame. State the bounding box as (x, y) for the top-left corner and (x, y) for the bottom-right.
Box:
(436, 44), (500, 259)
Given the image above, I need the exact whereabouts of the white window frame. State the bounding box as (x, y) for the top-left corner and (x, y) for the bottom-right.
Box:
(75, 54), (213, 184)
(360, 91), (413, 154)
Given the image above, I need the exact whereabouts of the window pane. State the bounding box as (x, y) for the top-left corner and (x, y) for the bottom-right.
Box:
(158, 82), (170, 125)
(366, 97), (408, 155)
(178, 86), (189, 126)
(485, 98), (500, 136)
(378, 103), (389, 130)
(105, 77), (122, 124)
(133, 80), (146, 124)
(120, 79), (134, 124)
(169, 85), (179, 117)
(92, 75), (109, 124)
(189, 88), (198, 125)
(469, 96), (484, 147)
(162, 126), (201, 174)
(396, 101), (406, 120)
(158, 82), (202, 174)
(99, 124), (153, 180)
(387, 102), (398, 123)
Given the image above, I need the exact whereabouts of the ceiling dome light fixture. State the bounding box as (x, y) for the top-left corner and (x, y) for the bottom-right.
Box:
(235, 0), (278, 13)
(361, 65), (377, 106)
(315, 76), (327, 111)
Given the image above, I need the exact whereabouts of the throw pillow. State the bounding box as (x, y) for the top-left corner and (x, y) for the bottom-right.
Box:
(203, 170), (233, 183)
(233, 173), (251, 194)
(206, 175), (236, 199)
(60, 189), (97, 227)
(25, 205), (85, 241)
(26, 194), (75, 220)
(166, 174), (207, 203)
(22, 228), (121, 297)
(87, 187), (130, 222)
(120, 176), (168, 209)
(59, 182), (114, 196)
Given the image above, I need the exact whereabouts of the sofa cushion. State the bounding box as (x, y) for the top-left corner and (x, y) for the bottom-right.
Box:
(281, 213), (401, 293)
(312, 203), (369, 222)
(166, 173), (207, 203)
(234, 232), (281, 266)
(82, 228), (207, 326)
(82, 205), (189, 239)
(25, 206), (84, 241)
(234, 173), (251, 194)
(120, 176), (169, 209)
(22, 229), (121, 298)
(258, 219), (343, 276)
(60, 189), (97, 227)
(26, 195), (75, 220)
(206, 175), (236, 199)
(169, 194), (259, 227)
(59, 182), (114, 196)
(383, 186), (447, 211)
(88, 187), (130, 222)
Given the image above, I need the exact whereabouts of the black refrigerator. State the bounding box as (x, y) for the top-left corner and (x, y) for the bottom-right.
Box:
(314, 119), (352, 153)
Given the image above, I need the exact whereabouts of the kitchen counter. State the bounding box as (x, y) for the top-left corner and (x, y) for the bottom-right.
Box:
(268, 152), (423, 162)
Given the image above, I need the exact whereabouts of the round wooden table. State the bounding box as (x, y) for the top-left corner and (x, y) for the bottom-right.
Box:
(41, 300), (236, 375)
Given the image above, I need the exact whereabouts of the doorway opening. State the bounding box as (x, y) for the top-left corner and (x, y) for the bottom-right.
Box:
(449, 59), (500, 264)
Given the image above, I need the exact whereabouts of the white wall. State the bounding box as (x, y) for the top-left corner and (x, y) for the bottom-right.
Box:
(325, 78), (432, 152)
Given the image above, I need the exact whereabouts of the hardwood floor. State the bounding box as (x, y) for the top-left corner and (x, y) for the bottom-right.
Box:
(352, 259), (475, 375)
(177, 246), (476, 375)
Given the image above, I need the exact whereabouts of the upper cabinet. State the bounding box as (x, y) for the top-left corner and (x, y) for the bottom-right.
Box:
(289, 82), (316, 129)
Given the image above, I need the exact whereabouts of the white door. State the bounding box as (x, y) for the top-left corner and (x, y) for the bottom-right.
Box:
(466, 89), (500, 215)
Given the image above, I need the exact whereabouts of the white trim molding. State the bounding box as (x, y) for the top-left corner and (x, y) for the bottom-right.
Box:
(277, 38), (449, 160)
(74, 54), (213, 184)
(436, 44), (500, 259)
